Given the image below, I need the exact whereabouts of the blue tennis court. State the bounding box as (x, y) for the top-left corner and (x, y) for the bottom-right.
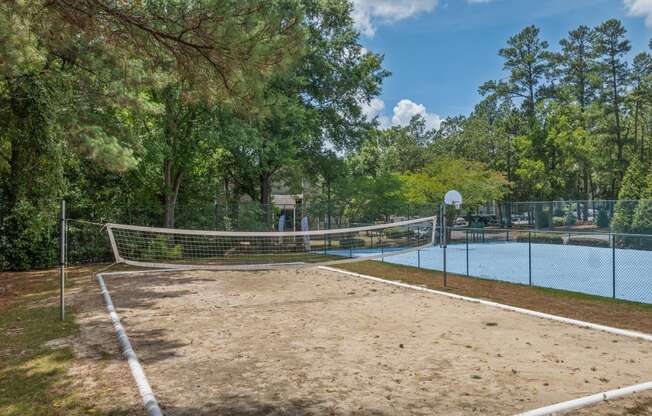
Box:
(337, 242), (652, 304)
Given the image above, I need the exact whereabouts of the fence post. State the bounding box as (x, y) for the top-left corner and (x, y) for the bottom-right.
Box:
(443, 244), (447, 287)
(528, 231), (532, 286)
(417, 226), (421, 269)
(59, 199), (66, 321)
(465, 229), (469, 277)
(612, 233), (616, 299)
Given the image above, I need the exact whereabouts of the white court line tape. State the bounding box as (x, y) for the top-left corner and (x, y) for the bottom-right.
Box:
(319, 266), (652, 416)
(97, 272), (163, 416)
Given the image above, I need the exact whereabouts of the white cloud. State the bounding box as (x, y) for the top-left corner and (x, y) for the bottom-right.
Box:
(392, 99), (443, 130)
(360, 97), (391, 128)
(361, 98), (442, 130)
(351, 0), (438, 37)
(625, 0), (652, 26)
(360, 97), (385, 119)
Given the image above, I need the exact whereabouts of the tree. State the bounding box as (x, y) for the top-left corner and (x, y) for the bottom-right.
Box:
(629, 52), (652, 160)
(611, 158), (647, 233)
(557, 25), (597, 113)
(400, 159), (509, 208)
(593, 19), (631, 191)
(46, 0), (305, 104)
(480, 26), (551, 119)
(0, 74), (63, 269)
(631, 171), (652, 237)
(245, 0), (387, 222)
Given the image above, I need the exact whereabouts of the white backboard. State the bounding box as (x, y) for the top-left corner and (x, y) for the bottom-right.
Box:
(444, 190), (463, 207)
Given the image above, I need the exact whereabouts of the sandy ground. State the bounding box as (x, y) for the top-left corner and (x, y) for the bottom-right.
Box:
(88, 267), (652, 416)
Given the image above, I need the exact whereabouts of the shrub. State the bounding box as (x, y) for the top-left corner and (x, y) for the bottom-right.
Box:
(339, 237), (365, 248)
(567, 237), (610, 248)
(534, 205), (551, 228)
(145, 236), (184, 260)
(515, 233), (563, 244)
(565, 213), (577, 226)
(0, 201), (58, 270)
(596, 209), (610, 228)
(384, 227), (405, 239)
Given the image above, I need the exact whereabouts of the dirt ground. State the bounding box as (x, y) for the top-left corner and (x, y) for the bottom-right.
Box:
(340, 261), (652, 335)
(86, 267), (652, 416)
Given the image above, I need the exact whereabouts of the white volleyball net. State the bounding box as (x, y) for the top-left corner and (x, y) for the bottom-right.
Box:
(106, 216), (437, 270)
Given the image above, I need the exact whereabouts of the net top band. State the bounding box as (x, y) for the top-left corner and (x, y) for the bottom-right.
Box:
(106, 216), (436, 238)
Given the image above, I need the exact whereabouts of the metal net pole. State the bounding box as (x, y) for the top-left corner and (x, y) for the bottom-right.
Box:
(59, 199), (66, 321)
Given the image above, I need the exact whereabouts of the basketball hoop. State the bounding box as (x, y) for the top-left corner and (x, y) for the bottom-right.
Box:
(444, 190), (463, 208)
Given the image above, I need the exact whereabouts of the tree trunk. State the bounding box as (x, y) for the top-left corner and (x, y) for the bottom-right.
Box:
(583, 170), (590, 221)
(634, 100), (640, 155)
(164, 159), (183, 228)
(260, 171), (273, 228)
(611, 63), (624, 180)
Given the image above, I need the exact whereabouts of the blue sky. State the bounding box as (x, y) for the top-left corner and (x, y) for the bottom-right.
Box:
(355, 0), (652, 130)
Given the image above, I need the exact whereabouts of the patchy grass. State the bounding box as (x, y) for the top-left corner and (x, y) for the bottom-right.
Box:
(0, 266), (112, 416)
(336, 260), (652, 335)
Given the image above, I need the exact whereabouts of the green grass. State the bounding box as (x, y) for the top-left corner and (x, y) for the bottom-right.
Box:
(0, 269), (116, 416)
(0, 305), (94, 416)
(530, 284), (652, 310)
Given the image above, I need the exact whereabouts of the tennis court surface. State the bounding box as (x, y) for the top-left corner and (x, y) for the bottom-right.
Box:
(335, 242), (652, 304)
(99, 267), (652, 415)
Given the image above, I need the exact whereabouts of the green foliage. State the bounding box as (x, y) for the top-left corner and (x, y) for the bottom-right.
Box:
(596, 209), (610, 228)
(611, 159), (648, 233)
(338, 237), (365, 249)
(480, 25), (550, 116)
(631, 173), (652, 237)
(1, 200), (58, 270)
(400, 159), (509, 208)
(145, 236), (183, 261)
(565, 212), (577, 226)
(515, 232), (563, 244)
(5, 10), (652, 270)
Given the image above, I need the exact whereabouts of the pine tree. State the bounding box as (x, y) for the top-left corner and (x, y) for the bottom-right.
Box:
(593, 19), (631, 190)
(558, 25), (597, 112)
(480, 26), (551, 119)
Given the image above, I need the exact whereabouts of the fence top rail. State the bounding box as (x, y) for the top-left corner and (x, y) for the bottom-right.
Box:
(448, 226), (652, 239)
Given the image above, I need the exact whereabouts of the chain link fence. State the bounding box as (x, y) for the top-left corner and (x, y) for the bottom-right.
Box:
(4, 196), (652, 308)
(427, 227), (652, 304)
(459, 199), (652, 233)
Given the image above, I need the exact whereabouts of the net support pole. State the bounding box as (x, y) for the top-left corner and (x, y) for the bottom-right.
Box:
(59, 199), (66, 321)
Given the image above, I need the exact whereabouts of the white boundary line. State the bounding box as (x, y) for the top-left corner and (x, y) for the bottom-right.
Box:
(97, 272), (163, 416)
(517, 381), (652, 416)
(319, 266), (652, 415)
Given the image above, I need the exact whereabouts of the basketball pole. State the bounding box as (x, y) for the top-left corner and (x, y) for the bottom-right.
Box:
(442, 202), (447, 287)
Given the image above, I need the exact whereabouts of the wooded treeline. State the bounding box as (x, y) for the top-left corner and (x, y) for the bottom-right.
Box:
(1, 1), (651, 270)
